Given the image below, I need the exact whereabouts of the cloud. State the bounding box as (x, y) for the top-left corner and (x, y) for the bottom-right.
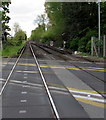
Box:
(9, 0), (46, 37)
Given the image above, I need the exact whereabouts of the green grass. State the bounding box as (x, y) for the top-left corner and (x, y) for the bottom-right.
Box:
(78, 52), (91, 56)
(78, 52), (104, 59)
(1, 42), (25, 58)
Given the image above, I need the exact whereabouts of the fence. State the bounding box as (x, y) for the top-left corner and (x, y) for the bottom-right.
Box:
(91, 35), (106, 57)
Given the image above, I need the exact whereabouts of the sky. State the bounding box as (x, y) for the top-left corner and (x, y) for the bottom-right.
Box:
(9, 0), (46, 37)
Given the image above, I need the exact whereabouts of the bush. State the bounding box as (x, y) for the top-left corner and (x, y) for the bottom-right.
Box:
(70, 37), (79, 51)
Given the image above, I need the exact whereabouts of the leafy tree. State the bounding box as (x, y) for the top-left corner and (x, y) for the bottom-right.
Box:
(13, 22), (21, 34)
(31, 25), (45, 42)
(30, 2), (106, 52)
(12, 29), (27, 46)
(1, 1), (11, 42)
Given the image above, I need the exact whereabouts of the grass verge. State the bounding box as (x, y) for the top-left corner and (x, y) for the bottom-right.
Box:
(1, 42), (26, 58)
(78, 52), (104, 59)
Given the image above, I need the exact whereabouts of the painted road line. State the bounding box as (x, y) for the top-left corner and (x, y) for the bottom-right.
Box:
(0, 78), (105, 94)
(73, 95), (105, 103)
(22, 85), (30, 88)
(0, 78), (43, 88)
(20, 100), (27, 103)
(23, 81), (27, 83)
(16, 70), (53, 74)
(0, 78), (105, 95)
(51, 90), (69, 95)
(76, 97), (106, 108)
(68, 89), (101, 96)
(24, 73), (28, 76)
(24, 77), (27, 79)
(68, 87), (99, 94)
(0, 78), (105, 107)
(16, 70), (38, 73)
(1, 62), (105, 72)
(19, 110), (27, 114)
(21, 91), (27, 94)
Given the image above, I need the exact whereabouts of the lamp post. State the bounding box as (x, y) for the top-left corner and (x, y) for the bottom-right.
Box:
(98, 0), (101, 56)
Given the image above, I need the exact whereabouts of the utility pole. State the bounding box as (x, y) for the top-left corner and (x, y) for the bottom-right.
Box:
(103, 35), (106, 57)
(98, 0), (101, 56)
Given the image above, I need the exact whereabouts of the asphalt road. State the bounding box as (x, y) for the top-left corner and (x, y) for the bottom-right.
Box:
(1, 44), (106, 119)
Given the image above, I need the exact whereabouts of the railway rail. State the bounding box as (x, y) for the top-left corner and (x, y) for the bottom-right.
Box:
(1, 43), (61, 119)
(1, 41), (105, 119)
(31, 42), (105, 98)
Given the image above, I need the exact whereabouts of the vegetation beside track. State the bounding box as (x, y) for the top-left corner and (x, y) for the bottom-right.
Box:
(1, 41), (26, 58)
(1, 21), (27, 58)
(30, 2), (106, 57)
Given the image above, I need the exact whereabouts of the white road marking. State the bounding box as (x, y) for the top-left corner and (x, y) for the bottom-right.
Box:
(0, 78), (105, 103)
(22, 85), (30, 88)
(20, 100), (27, 103)
(19, 110), (26, 114)
(68, 89), (102, 97)
(21, 91), (27, 94)
(73, 95), (106, 103)
(24, 77), (27, 79)
(51, 90), (69, 95)
(23, 81), (27, 83)
(88, 95), (91, 97)
(24, 73), (28, 76)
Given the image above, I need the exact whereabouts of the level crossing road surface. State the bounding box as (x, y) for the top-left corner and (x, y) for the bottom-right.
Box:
(0, 43), (106, 119)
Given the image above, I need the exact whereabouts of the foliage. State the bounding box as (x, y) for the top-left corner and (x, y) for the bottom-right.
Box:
(2, 42), (25, 57)
(11, 30), (27, 46)
(30, 25), (45, 42)
(30, 2), (106, 54)
(1, 1), (11, 42)
(13, 22), (21, 34)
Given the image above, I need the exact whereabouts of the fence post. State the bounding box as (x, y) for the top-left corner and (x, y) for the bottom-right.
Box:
(91, 37), (98, 57)
(91, 37), (94, 56)
(103, 35), (106, 57)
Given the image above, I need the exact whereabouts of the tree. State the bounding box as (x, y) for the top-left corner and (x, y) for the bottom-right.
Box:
(12, 29), (27, 46)
(1, 1), (11, 42)
(30, 2), (106, 52)
(34, 14), (47, 30)
(13, 22), (21, 34)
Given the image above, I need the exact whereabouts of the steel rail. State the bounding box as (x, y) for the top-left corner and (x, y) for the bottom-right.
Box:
(30, 44), (60, 120)
(0, 46), (25, 96)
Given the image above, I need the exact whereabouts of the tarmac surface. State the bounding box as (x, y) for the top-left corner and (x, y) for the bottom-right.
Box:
(0, 44), (106, 119)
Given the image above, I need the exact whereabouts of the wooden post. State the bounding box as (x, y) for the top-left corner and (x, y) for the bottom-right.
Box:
(103, 35), (106, 57)
(91, 37), (94, 56)
(91, 37), (98, 57)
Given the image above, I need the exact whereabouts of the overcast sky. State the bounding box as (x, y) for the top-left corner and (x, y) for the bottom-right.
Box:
(9, 0), (46, 37)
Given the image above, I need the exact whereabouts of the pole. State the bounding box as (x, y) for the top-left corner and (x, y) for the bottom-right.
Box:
(103, 35), (106, 57)
(91, 37), (94, 56)
(98, 1), (101, 56)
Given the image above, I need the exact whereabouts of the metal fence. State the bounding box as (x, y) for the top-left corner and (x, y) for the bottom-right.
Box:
(91, 35), (106, 57)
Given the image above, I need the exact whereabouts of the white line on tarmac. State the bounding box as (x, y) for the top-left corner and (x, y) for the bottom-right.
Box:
(19, 110), (27, 114)
(21, 91), (27, 94)
(24, 73), (28, 76)
(24, 77), (27, 79)
(73, 95), (106, 103)
(0, 78), (105, 103)
(22, 85), (30, 88)
(69, 89), (102, 97)
(20, 100), (27, 103)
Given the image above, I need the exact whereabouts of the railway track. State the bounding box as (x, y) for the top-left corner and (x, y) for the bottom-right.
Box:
(31, 42), (105, 98)
(1, 41), (105, 119)
(29, 43), (60, 119)
(1, 43), (61, 119)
